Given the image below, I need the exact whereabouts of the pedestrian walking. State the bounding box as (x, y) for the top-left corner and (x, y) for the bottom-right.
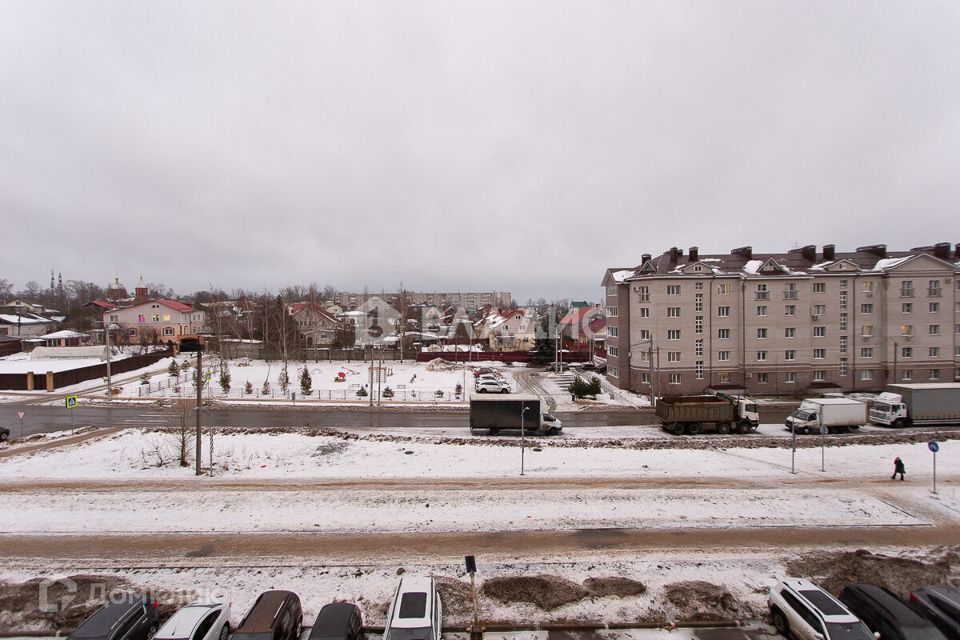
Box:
(891, 456), (905, 481)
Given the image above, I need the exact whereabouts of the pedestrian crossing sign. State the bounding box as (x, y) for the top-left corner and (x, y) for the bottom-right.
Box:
(65, 395), (78, 409)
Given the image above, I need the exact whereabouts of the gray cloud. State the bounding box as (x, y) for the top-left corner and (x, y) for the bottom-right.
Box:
(2, 1), (958, 303)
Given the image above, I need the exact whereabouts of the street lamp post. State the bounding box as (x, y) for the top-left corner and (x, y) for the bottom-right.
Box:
(520, 405), (530, 476)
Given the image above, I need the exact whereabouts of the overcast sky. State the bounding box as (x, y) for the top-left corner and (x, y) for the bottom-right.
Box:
(2, 1), (958, 304)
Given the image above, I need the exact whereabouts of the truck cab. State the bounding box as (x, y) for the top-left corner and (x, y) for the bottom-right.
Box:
(786, 408), (821, 434)
(736, 398), (760, 425)
(868, 392), (907, 427)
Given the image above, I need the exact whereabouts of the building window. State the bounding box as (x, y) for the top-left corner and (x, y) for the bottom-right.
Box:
(667, 284), (681, 295)
(757, 328), (768, 339)
(163, 327), (174, 336)
(813, 370), (825, 382)
(840, 313), (848, 331)
(640, 308), (650, 318)
(902, 303), (913, 313)
(695, 339), (704, 356)
(609, 365), (619, 378)
(667, 307), (681, 318)
(667, 351), (681, 362)
(695, 316), (703, 334)
(669, 373), (682, 385)
(695, 361), (704, 379)
(862, 282), (875, 295)
(902, 370), (912, 381)
(607, 346), (619, 356)
(757, 372), (768, 383)
(956, 323), (960, 335)
(902, 347), (913, 358)
(128, 328), (137, 337)
(138, 315), (146, 323)
(840, 292), (848, 310)
(840, 336), (848, 353)
(860, 303), (873, 314)
(862, 325), (873, 338)
(667, 329), (681, 340)
(717, 283), (731, 294)
(930, 369), (941, 381)
(860, 370), (873, 381)
(785, 350), (796, 361)
(861, 347), (873, 358)
(109, 314), (118, 322)
(784, 327), (796, 338)
(718, 328), (731, 339)
(813, 304), (826, 316)
(717, 306), (730, 317)
(784, 283), (798, 299)
(718, 351), (730, 361)
(785, 305), (796, 316)
(640, 373), (649, 383)
(929, 324), (940, 336)
(718, 372), (731, 383)
(840, 358), (848, 376)
(607, 306), (618, 317)
(695, 281), (703, 290)
(756, 305), (767, 317)
(901, 281), (914, 297)
(757, 351), (767, 361)
(755, 284), (769, 300)
(901, 325), (914, 337)
(695, 293), (703, 312)
(639, 329), (651, 340)
(813, 326), (825, 337)
(784, 372), (796, 383)
(813, 348), (825, 359)
(928, 280), (941, 297)
(637, 286), (650, 303)
(813, 282), (825, 294)
(929, 347), (940, 358)
(608, 326), (619, 337)
(929, 302), (940, 313)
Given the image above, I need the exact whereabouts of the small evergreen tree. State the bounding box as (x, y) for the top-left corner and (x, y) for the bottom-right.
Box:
(278, 365), (290, 394)
(140, 371), (151, 385)
(299, 366), (312, 395)
(531, 337), (557, 365)
(168, 360), (180, 378)
(219, 370), (231, 394)
(244, 381), (253, 395)
(192, 367), (207, 395)
(588, 375), (602, 396)
(262, 380), (272, 395)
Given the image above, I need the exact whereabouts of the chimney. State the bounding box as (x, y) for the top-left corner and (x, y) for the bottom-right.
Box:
(669, 247), (682, 263)
(731, 246), (753, 260)
(688, 246), (699, 262)
(823, 244), (836, 261)
(933, 242), (951, 260)
(641, 253), (652, 264)
(857, 244), (887, 258)
(955, 243), (960, 259)
(801, 245), (816, 262)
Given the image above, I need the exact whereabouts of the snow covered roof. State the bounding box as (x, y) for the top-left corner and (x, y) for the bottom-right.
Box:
(0, 313), (53, 325)
(41, 330), (88, 340)
(611, 269), (635, 283)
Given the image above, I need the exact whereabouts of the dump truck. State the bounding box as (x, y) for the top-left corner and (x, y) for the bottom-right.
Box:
(869, 383), (960, 428)
(469, 395), (562, 436)
(785, 397), (867, 434)
(655, 393), (760, 435)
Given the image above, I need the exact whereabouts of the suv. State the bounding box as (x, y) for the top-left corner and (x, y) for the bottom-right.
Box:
(0, 425), (9, 442)
(475, 379), (511, 394)
(909, 586), (960, 639)
(840, 584), (946, 640)
(68, 594), (159, 640)
(232, 591), (302, 640)
(154, 602), (231, 640)
(308, 603), (362, 640)
(770, 578), (875, 640)
(383, 577), (442, 640)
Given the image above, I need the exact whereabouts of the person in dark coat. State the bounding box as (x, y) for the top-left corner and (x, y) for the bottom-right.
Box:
(891, 456), (905, 480)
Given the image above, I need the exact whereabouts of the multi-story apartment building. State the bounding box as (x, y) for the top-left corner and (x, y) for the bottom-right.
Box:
(602, 243), (960, 396)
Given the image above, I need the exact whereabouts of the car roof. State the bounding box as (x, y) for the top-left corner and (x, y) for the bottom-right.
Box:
(237, 591), (296, 632)
(844, 584), (931, 626)
(309, 603), (359, 637)
(390, 578), (435, 629)
(779, 578), (860, 622)
(916, 586), (960, 613)
(155, 603), (221, 640)
(70, 597), (147, 639)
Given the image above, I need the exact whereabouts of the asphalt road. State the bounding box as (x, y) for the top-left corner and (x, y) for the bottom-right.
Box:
(2, 403), (799, 439)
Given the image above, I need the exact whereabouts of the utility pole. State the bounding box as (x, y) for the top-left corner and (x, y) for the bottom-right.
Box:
(105, 321), (112, 397)
(195, 347), (202, 476)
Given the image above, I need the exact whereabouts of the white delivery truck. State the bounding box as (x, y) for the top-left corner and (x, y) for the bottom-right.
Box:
(785, 397), (868, 434)
(869, 383), (960, 428)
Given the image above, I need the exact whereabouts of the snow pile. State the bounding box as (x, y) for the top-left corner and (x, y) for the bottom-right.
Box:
(425, 358), (464, 372)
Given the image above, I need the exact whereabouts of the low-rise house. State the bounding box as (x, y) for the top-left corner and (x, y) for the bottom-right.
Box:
(0, 312), (57, 337)
(288, 302), (342, 347)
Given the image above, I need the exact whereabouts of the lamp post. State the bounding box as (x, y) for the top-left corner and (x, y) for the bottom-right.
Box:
(520, 405), (530, 476)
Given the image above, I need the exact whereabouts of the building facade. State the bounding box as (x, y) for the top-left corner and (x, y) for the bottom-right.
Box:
(602, 243), (960, 396)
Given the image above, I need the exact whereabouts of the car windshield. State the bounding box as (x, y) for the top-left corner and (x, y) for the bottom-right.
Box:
(792, 410), (814, 421)
(871, 403), (891, 413)
(825, 621), (875, 640)
(744, 404), (758, 413)
(542, 414), (556, 422)
(384, 628), (432, 640)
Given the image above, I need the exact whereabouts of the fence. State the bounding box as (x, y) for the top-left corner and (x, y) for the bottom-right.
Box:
(139, 383), (465, 403)
(0, 350), (173, 391)
(415, 350), (591, 364)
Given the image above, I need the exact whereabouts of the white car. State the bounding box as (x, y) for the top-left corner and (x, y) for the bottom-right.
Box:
(383, 577), (442, 640)
(475, 379), (511, 394)
(154, 602), (231, 640)
(769, 578), (875, 640)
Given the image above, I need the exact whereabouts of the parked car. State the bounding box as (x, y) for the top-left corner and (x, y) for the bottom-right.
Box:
(154, 602), (231, 640)
(383, 577), (442, 640)
(307, 603), (362, 640)
(232, 591), (302, 640)
(68, 593), (159, 640)
(475, 379), (511, 394)
(910, 586), (960, 639)
(769, 578), (875, 640)
(476, 373), (504, 383)
(840, 584), (947, 640)
(0, 425), (9, 442)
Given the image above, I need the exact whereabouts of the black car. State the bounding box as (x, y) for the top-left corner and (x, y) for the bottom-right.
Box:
(232, 591), (302, 640)
(0, 425), (9, 442)
(840, 584), (947, 640)
(910, 586), (960, 640)
(68, 594), (159, 640)
(307, 603), (362, 640)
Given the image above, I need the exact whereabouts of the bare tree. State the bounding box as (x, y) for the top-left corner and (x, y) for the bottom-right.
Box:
(166, 399), (196, 467)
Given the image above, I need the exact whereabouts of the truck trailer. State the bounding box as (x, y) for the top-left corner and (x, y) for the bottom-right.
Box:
(469, 395), (562, 436)
(655, 393), (759, 435)
(869, 383), (960, 428)
(785, 397), (867, 434)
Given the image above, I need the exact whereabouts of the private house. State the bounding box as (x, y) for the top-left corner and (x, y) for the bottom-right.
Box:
(288, 302), (342, 347)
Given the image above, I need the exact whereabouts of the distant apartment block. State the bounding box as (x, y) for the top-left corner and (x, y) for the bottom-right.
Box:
(334, 290), (512, 311)
(602, 243), (960, 396)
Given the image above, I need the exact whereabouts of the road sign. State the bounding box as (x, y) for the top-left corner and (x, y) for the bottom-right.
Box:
(65, 395), (78, 409)
(928, 441), (940, 453)
(820, 425), (829, 435)
(17, 411), (24, 421)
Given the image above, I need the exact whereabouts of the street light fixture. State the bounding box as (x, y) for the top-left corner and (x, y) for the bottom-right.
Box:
(520, 405), (530, 476)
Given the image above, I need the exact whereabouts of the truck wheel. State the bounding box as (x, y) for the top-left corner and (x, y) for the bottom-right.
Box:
(801, 426), (810, 435)
(500, 388), (509, 394)
(738, 420), (753, 434)
(717, 422), (731, 434)
(489, 429), (499, 436)
(893, 419), (906, 429)
(686, 422), (702, 435)
(666, 422), (683, 435)
(0, 431), (8, 442)
(772, 609), (789, 637)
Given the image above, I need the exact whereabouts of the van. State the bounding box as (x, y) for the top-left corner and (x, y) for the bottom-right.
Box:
(383, 577), (442, 640)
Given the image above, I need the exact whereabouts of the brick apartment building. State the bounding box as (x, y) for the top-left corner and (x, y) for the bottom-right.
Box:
(602, 242), (960, 396)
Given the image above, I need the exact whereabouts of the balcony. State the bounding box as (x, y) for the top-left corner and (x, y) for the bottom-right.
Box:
(928, 288), (942, 298)
(755, 291), (769, 300)
(783, 291), (798, 300)
(900, 289), (914, 298)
